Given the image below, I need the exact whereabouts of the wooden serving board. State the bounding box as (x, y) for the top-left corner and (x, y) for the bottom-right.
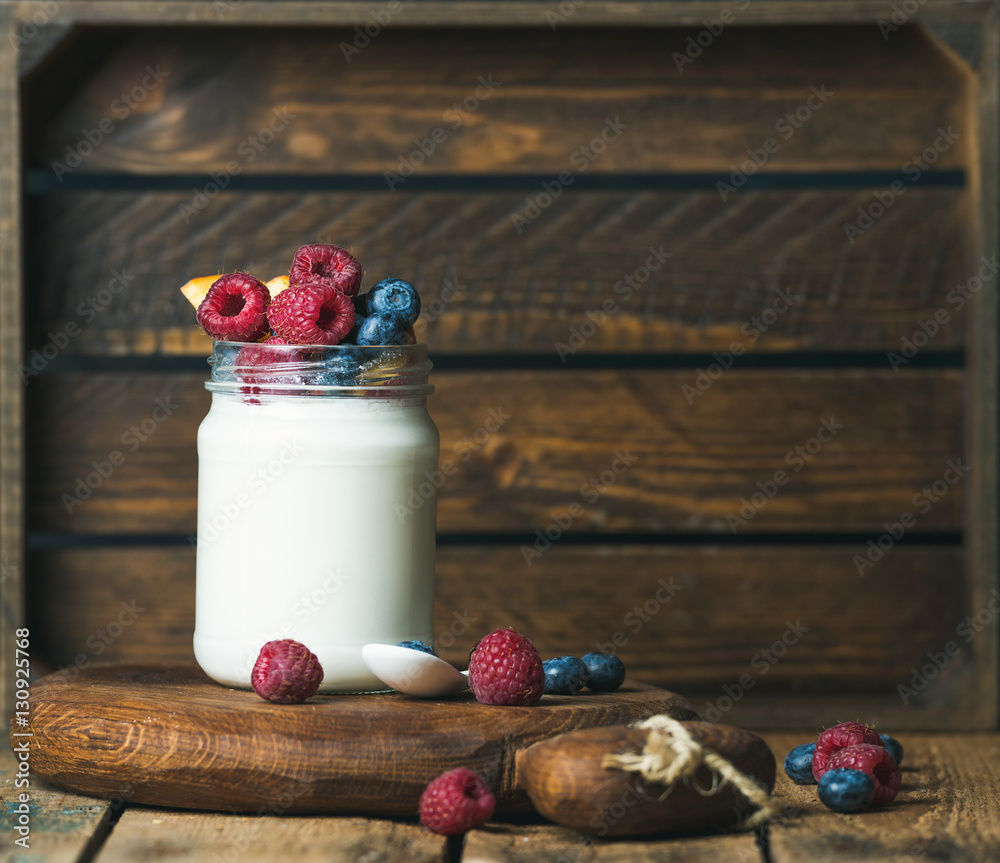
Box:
(23, 664), (698, 816)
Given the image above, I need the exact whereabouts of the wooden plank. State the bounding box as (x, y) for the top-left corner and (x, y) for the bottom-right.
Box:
(764, 731), (1000, 861)
(0, 4), (25, 729)
(25, 187), (972, 355)
(28, 546), (197, 669)
(0, 744), (113, 863)
(461, 822), (762, 862)
(27, 370), (965, 534)
(19, 0), (1000, 29)
(962, 4), (999, 728)
(28, 544), (965, 697)
(28, 374), (200, 534)
(14, 21), (74, 78)
(25, 26), (967, 175)
(434, 546), (967, 691)
(694, 691), (988, 731)
(98, 810), (447, 862)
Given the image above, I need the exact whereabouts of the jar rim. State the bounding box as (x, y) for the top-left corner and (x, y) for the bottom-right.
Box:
(204, 340), (434, 396)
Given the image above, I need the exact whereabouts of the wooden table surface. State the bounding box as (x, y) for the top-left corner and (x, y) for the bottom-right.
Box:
(4, 732), (1000, 862)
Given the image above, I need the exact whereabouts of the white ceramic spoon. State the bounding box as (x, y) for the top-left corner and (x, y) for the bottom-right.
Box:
(361, 643), (469, 698)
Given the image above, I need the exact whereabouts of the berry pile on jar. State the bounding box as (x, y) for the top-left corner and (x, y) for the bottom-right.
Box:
(182, 242), (420, 351)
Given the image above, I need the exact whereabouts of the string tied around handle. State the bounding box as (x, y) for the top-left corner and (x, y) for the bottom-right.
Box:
(601, 715), (785, 830)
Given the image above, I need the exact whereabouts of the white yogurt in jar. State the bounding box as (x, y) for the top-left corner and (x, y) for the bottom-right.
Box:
(193, 343), (439, 692)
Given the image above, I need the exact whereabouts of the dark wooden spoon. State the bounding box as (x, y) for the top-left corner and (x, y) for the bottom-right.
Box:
(516, 721), (777, 837)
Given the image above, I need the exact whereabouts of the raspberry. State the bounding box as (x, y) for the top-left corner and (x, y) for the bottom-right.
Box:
(251, 639), (324, 704)
(235, 334), (287, 370)
(233, 336), (294, 397)
(267, 280), (355, 345)
(289, 243), (362, 298)
(827, 744), (901, 805)
(419, 768), (495, 835)
(813, 721), (882, 781)
(468, 627), (544, 706)
(196, 273), (271, 342)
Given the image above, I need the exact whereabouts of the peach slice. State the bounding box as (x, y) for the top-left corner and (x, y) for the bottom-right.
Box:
(265, 275), (290, 298)
(181, 274), (291, 311)
(179, 275), (224, 310)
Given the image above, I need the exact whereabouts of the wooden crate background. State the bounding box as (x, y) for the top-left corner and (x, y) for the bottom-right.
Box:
(1, 1), (997, 730)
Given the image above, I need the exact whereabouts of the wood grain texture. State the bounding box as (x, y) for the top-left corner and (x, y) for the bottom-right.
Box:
(12, 0), (999, 28)
(97, 810), (447, 863)
(0, 4), (25, 732)
(434, 546), (968, 693)
(763, 731), (1000, 861)
(516, 723), (775, 836)
(7, 0), (994, 751)
(25, 25), (967, 175)
(26, 370), (965, 534)
(26, 187), (971, 355)
(462, 822), (763, 863)
(0, 744), (114, 863)
(964, 5), (1000, 730)
(25, 664), (697, 815)
(28, 546), (198, 670)
(27, 544), (966, 702)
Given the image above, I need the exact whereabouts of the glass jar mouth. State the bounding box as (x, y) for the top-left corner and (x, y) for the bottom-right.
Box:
(204, 340), (433, 397)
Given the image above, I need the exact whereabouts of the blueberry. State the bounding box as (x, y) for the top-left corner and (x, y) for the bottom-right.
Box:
(817, 768), (875, 812)
(346, 311), (367, 344)
(210, 342), (241, 378)
(784, 743), (817, 784)
(367, 278), (421, 326)
(581, 652), (625, 692)
(356, 311), (409, 346)
(397, 640), (437, 656)
(543, 656), (590, 695)
(880, 733), (903, 766)
(315, 349), (361, 385)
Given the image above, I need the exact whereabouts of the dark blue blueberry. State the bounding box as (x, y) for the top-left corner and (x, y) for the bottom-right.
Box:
(880, 733), (903, 766)
(315, 370), (352, 386)
(346, 311), (368, 344)
(581, 652), (625, 692)
(356, 311), (409, 346)
(367, 278), (421, 326)
(315, 348), (361, 385)
(784, 743), (817, 785)
(543, 656), (590, 695)
(397, 640), (437, 656)
(210, 342), (241, 379)
(817, 768), (875, 812)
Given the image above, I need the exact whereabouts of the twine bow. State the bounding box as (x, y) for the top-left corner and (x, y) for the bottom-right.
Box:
(601, 715), (784, 829)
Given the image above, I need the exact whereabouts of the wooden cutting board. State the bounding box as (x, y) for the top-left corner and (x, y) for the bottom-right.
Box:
(23, 664), (699, 815)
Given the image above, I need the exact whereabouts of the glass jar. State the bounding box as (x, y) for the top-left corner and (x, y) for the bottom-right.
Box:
(193, 341), (439, 692)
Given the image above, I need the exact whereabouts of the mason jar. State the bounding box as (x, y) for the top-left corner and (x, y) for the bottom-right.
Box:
(193, 341), (439, 692)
